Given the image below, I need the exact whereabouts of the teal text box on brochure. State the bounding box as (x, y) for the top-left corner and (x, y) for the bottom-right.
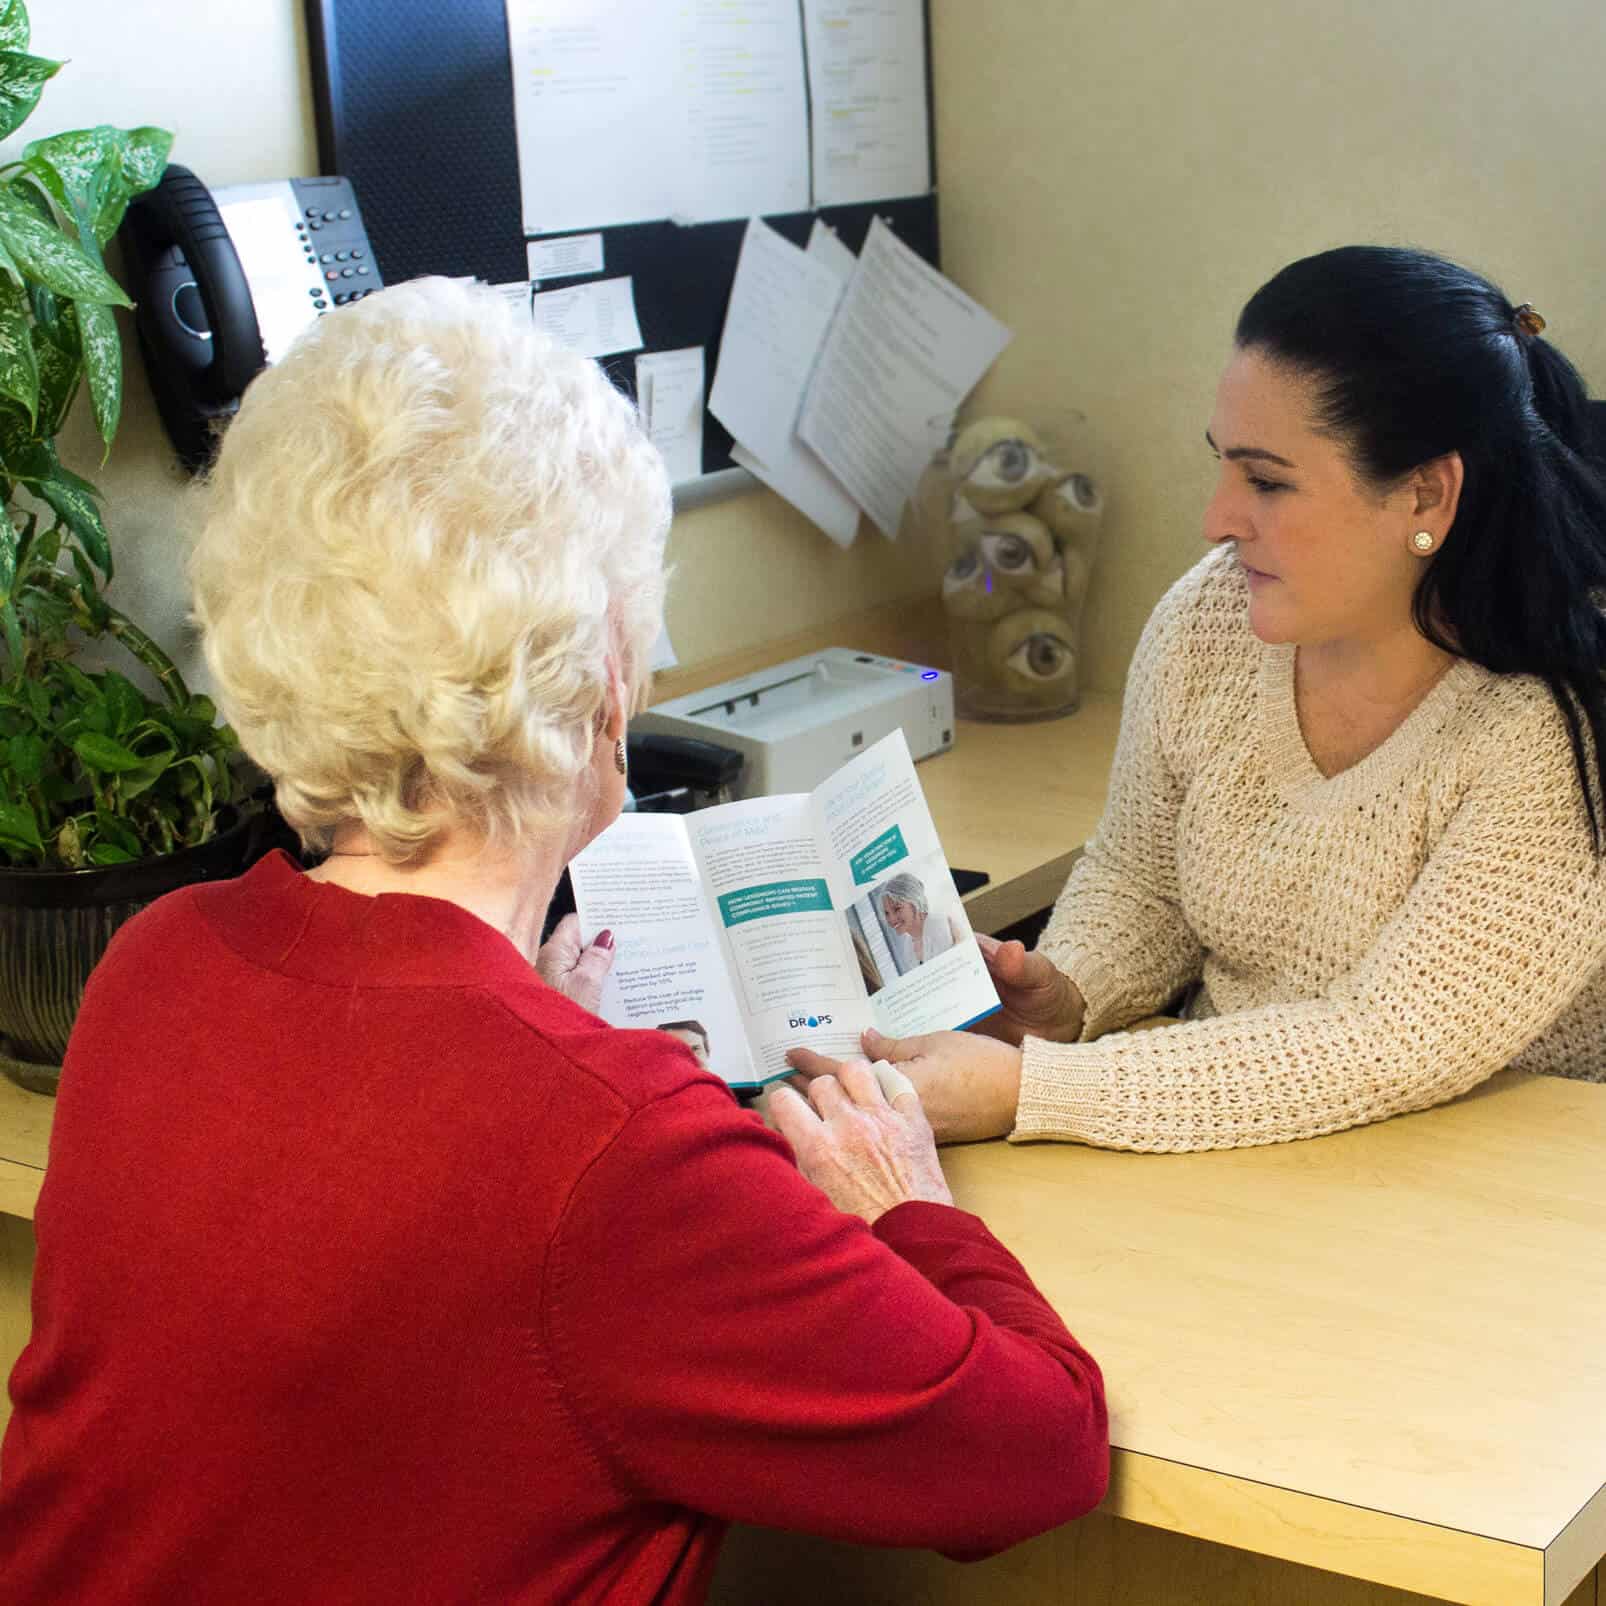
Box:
(718, 878), (834, 928)
(849, 825), (908, 886)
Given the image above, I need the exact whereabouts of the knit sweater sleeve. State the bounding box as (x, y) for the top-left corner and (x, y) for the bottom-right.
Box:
(543, 1079), (1107, 1556)
(1013, 693), (1606, 1151)
(1037, 563), (1207, 1036)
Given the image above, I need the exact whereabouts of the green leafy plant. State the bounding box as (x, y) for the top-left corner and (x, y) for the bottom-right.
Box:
(0, 0), (239, 869)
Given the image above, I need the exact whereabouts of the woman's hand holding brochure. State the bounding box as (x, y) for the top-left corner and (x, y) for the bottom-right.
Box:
(972, 934), (1086, 1046)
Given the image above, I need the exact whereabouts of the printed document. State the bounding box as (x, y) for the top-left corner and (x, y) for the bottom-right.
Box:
(718, 220), (860, 546)
(506, 0), (809, 233)
(569, 732), (998, 1089)
(636, 347), (706, 484)
(805, 216), (859, 281)
(531, 276), (644, 358)
(709, 219), (847, 470)
(802, 0), (932, 207)
(527, 232), (605, 282)
(799, 217), (1012, 538)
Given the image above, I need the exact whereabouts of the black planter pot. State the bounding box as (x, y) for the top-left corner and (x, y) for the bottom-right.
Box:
(0, 801), (295, 1092)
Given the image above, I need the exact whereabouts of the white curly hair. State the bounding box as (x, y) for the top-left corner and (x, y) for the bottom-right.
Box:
(189, 275), (670, 862)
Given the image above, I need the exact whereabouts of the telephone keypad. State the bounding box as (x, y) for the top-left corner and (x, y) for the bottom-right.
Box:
(290, 176), (382, 317)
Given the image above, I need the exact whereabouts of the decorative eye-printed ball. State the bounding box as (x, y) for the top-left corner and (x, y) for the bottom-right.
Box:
(987, 608), (1080, 704)
(942, 511), (1063, 619)
(1030, 471), (1104, 556)
(949, 417), (1059, 514)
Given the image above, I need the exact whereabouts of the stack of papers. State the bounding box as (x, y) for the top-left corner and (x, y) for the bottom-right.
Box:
(711, 217), (1012, 545)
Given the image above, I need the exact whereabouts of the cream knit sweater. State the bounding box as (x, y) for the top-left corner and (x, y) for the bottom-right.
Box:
(1014, 547), (1606, 1152)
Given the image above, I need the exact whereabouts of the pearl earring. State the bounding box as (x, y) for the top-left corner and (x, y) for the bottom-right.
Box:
(1411, 530), (1435, 554)
(614, 738), (628, 776)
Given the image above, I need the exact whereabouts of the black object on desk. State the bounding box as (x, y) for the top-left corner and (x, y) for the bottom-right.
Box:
(627, 732), (743, 814)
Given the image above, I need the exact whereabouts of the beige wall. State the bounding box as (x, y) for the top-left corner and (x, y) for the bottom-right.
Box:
(14, 1), (1606, 693)
(930, 0), (1606, 689)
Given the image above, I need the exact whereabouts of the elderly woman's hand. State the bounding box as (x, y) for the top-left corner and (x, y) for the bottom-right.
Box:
(789, 1030), (1023, 1145)
(972, 934), (1086, 1046)
(765, 1058), (952, 1225)
(535, 916), (616, 1014)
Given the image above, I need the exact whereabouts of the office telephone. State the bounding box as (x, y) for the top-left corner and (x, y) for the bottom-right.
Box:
(119, 167), (383, 470)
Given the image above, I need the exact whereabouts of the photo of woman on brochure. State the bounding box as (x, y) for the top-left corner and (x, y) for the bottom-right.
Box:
(850, 858), (972, 981)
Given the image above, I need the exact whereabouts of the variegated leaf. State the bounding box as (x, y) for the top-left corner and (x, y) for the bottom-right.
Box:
(31, 306), (80, 438)
(93, 126), (172, 244)
(34, 461), (111, 579)
(0, 499), (16, 606)
(24, 125), (174, 250)
(21, 126), (109, 247)
(0, 187), (130, 306)
(0, 1), (28, 54)
(0, 399), (50, 481)
(0, 268), (37, 424)
(76, 297), (119, 447)
(6, 174), (51, 226)
(0, 49), (58, 142)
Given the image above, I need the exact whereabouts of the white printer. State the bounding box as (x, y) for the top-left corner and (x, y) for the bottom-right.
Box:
(634, 648), (955, 800)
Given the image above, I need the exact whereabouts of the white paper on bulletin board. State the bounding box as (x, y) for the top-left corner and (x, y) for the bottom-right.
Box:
(506, 0), (810, 233)
(800, 218), (1011, 538)
(802, 0), (931, 207)
(531, 276), (644, 358)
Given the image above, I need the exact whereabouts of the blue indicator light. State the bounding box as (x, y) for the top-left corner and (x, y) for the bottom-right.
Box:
(921, 669), (939, 681)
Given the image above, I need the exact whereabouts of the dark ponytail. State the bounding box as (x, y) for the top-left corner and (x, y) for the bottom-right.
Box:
(1236, 246), (1606, 851)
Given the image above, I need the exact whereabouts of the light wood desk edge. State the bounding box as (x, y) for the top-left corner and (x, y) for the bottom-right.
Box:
(1109, 1444), (1593, 1606)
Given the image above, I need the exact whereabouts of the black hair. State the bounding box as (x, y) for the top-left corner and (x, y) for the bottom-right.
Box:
(1236, 245), (1606, 851)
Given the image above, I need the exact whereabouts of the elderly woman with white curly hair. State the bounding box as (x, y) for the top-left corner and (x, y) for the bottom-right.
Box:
(0, 278), (1107, 1604)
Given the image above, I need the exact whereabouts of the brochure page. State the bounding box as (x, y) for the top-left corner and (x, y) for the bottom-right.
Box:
(568, 811), (758, 1087)
(813, 732), (1000, 1039)
(687, 794), (875, 1080)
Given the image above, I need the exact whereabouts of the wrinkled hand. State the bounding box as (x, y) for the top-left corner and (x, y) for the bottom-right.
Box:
(765, 1057), (951, 1225)
(535, 917), (615, 1014)
(788, 1029), (1022, 1145)
(972, 933), (1086, 1047)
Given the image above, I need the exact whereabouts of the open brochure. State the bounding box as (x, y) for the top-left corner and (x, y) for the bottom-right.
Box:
(569, 731), (1000, 1090)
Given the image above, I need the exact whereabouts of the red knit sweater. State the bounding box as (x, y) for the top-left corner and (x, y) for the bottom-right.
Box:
(0, 853), (1107, 1603)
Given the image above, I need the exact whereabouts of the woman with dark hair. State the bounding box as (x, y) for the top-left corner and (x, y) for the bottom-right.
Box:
(792, 246), (1606, 1152)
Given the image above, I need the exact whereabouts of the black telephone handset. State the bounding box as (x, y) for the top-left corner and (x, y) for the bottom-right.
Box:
(124, 165), (264, 405)
(119, 168), (381, 471)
